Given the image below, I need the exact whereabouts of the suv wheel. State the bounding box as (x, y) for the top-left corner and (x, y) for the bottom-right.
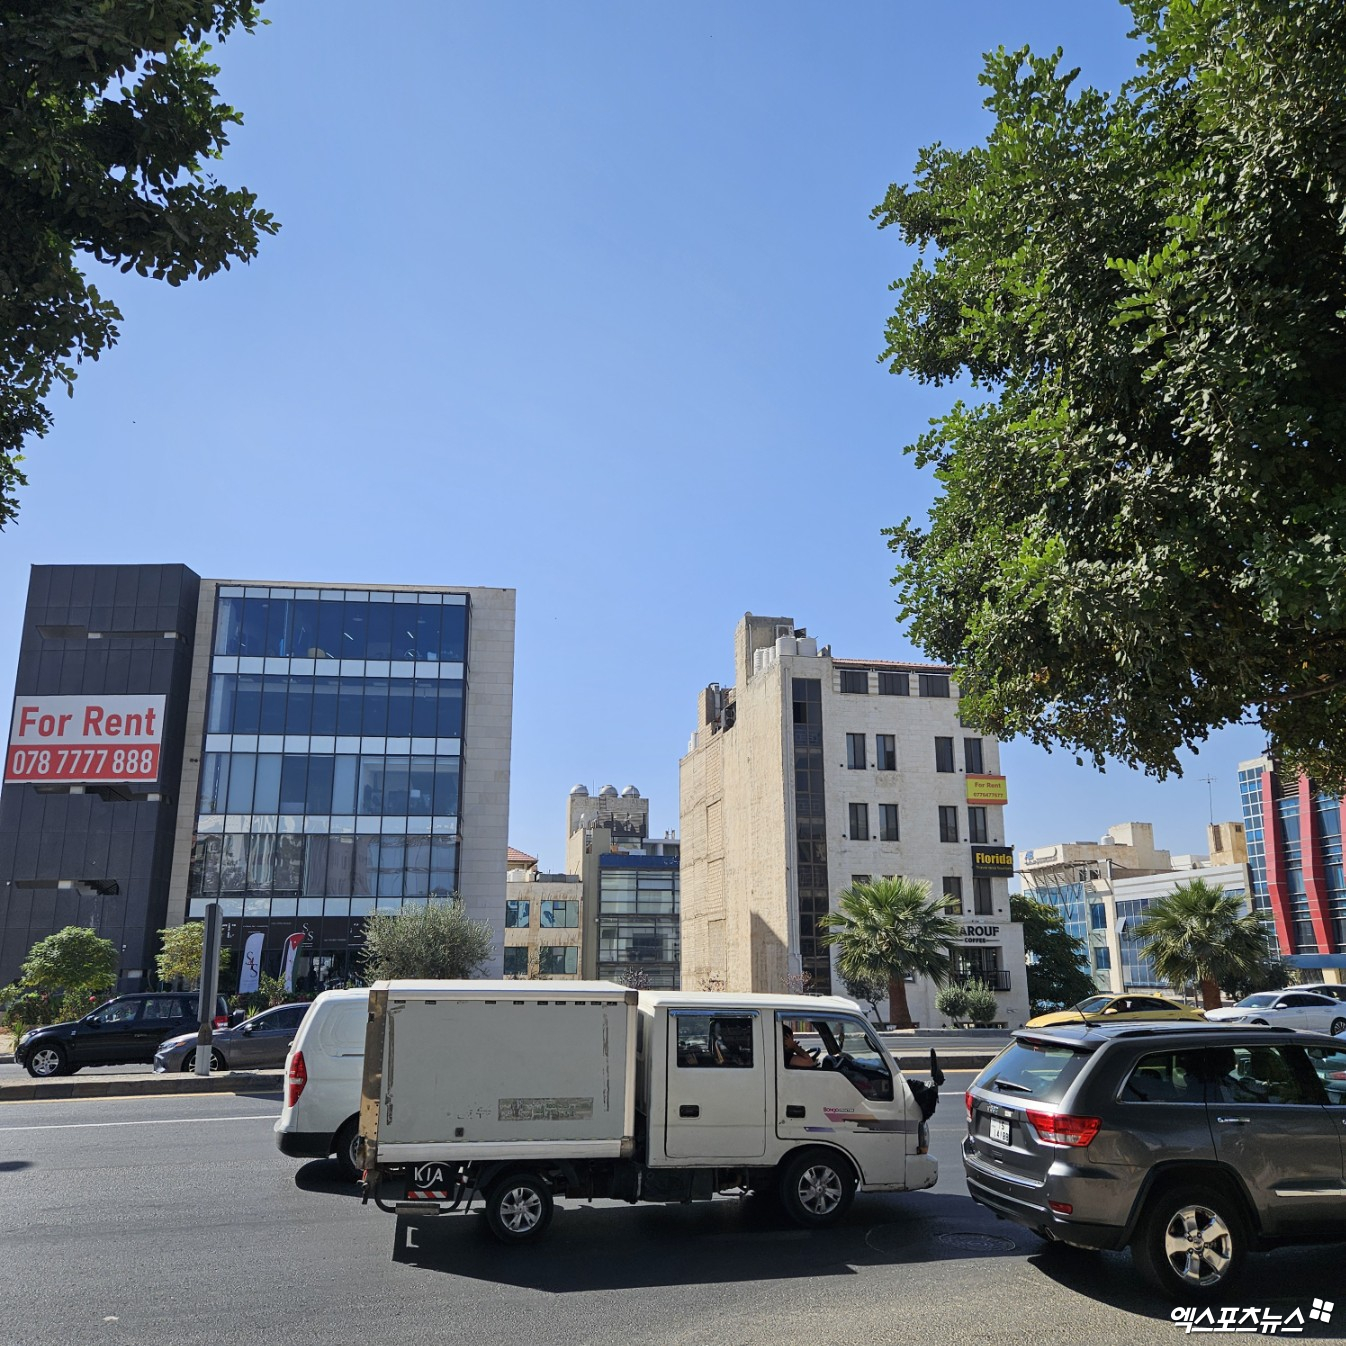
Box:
(25, 1043), (67, 1078)
(1132, 1183), (1246, 1300)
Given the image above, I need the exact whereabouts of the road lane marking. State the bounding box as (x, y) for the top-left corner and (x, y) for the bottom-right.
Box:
(0, 1113), (278, 1132)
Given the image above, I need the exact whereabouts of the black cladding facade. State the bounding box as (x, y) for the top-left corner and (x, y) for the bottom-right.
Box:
(0, 565), (200, 987)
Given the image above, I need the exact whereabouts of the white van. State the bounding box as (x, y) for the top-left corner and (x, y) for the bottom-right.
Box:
(274, 988), (367, 1181)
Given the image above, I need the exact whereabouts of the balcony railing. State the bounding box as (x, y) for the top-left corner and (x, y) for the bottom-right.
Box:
(952, 969), (1011, 992)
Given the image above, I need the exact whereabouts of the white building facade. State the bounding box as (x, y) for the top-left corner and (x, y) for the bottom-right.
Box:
(679, 614), (1028, 1027)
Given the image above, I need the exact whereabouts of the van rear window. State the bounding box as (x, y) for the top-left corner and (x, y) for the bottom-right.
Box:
(974, 1038), (1092, 1105)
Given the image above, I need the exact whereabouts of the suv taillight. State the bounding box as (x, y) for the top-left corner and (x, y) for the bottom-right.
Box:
(1025, 1109), (1101, 1148)
(286, 1050), (307, 1108)
(213, 1015), (228, 1030)
(965, 1089), (973, 1121)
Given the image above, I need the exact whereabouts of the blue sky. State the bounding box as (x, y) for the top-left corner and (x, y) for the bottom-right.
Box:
(0, 1), (1267, 873)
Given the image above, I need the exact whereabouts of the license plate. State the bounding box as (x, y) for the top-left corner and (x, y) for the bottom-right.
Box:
(989, 1117), (1010, 1144)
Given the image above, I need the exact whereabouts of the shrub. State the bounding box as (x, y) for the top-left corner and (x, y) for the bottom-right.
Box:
(960, 980), (1000, 1026)
(935, 984), (970, 1024)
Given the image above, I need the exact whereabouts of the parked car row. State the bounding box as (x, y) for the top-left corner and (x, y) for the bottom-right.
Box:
(13, 991), (309, 1077)
(1026, 986), (1346, 1037)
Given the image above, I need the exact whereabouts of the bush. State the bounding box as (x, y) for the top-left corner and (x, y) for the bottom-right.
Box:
(960, 980), (1000, 1026)
(935, 984), (970, 1024)
(360, 898), (493, 981)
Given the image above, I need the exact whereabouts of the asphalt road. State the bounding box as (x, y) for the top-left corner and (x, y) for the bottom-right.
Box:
(3, 1078), (1343, 1346)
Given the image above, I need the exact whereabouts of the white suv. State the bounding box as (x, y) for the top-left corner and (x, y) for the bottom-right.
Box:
(274, 989), (367, 1181)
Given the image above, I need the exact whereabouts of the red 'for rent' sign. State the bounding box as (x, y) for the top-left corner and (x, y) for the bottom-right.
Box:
(6, 694), (167, 785)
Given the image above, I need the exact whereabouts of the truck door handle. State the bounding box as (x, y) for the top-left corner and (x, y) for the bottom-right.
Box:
(786, 1105), (805, 1119)
(679, 1105), (699, 1118)
(1216, 1116), (1251, 1125)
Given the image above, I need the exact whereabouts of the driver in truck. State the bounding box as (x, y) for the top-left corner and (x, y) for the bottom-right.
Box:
(782, 1023), (818, 1069)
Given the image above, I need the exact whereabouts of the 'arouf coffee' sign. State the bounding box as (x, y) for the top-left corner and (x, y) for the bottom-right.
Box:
(971, 845), (1014, 876)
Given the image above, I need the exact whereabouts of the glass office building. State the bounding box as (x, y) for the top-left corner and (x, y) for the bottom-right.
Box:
(0, 566), (515, 990)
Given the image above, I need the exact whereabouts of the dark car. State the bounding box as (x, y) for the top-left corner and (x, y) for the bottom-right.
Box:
(15, 992), (230, 1078)
(154, 1002), (310, 1073)
(963, 1021), (1346, 1301)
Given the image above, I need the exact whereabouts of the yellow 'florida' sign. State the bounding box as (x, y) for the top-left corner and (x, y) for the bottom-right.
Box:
(965, 774), (1008, 804)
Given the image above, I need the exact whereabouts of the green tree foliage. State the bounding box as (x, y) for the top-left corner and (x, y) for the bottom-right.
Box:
(1011, 895), (1097, 1016)
(820, 877), (961, 1030)
(359, 899), (494, 982)
(840, 969), (887, 1025)
(875, 1), (1346, 790)
(0, 1), (278, 526)
(1219, 954), (1296, 1004)
(155, 922), (230, 988)
(1132, 879), (1275, 1010)
(959, 979), (1000, 1026)
(934, 982), (969, 1025)
(19, 924), (118, 994)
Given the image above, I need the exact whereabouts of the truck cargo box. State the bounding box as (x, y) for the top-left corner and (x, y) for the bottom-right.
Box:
(361, 980), (638, 1165)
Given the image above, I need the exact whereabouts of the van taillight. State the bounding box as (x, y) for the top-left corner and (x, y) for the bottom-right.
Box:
(1025, 1109), (1101, 1148)
(286, 1050), (307, 1107)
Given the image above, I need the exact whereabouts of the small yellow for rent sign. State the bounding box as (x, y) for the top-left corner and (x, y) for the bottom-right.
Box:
(965, 774), (1008, 804)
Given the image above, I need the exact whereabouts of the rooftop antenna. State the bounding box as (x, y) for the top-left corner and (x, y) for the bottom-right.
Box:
(1200, 774), (1217, 826)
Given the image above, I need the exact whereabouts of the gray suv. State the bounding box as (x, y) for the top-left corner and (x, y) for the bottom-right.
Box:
(963, 1022), (1346, 1300)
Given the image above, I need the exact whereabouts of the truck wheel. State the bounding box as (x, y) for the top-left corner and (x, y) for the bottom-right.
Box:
(333, 1117), (363, 1183)
(484, 1171), (554, 1244)
(25, 1043), (66, 1078)
(1131, 1183), (1246, 1301)
(778, 1149), (856, 1228)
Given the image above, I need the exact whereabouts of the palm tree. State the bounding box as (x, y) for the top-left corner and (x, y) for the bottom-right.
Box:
(820, 877), (961, 1029)
(1132, 879), (1277, 1011)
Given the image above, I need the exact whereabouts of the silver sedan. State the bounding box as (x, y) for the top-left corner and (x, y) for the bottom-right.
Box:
(153, 1003), (311, 1072)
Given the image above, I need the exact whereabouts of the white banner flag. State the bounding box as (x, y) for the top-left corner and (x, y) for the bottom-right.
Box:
(238, 932), (265, 995)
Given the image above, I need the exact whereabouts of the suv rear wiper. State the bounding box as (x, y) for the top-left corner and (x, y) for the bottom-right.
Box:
(989, 1077), (1033, 1094)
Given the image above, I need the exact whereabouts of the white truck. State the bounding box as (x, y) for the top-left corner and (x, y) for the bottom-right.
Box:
(357, 979), (944, 1243)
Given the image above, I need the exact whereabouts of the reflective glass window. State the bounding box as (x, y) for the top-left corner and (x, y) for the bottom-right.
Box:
(214, 595), (244, 655)
(239, 596), (269, 655)
(540, 899), (578, 928)
(357, 757), (384, 815)
(311, 676), (339, 734)
(378, 836), (405, 896)
(412, 681), (438, 736)
(290, 597), (321, 659)
(286, 678), (313, 735)
(353, 836), (380, 896)
(506, 899), (531, 928)
(305, 757), (334, 814)
(246, 834), (274, 891)
(234, 674), (262, 734)
(220, 834), (248, 891)
(387, 681), (413, 736)
(332, 756), (357, 814)
(503, 947), (528, 976)
(539, 946), (578, 976)
(437, 682), (463, 737)
(441, 605), (467, 661)
(279, 756), (308, 813)
(337, 679), (363, 735)
(415, 605), (442, 661)
(361, 678), (389, 736)
(382, 756), (411, 814)
(253, 754), (282, 814)
(342, 599), (368, 659)
(408, 757), (436, 815)
(265, 597), (292, 657)
(226, 754), (256, 813)
(260, 676), (288, 734)
(303, 835), (329, 895)
(365, 602), (393, 661)
(207, 674), (236, 734)
(274, 835), (304, 891)
(316, 603), (343, 661)
(327, 836), (355, 896)
(433, 759), (460, 815)
(405, 838), (431, 894)
(430, 839), (458, 895)
(199, 753), (229, 813)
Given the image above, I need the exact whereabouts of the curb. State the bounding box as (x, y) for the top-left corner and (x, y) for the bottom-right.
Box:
(0, 1070), (283, 1103)
(894, 1053), (994, 1072)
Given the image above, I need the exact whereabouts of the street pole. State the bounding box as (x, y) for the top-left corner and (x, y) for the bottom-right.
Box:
(194, 902), (223, 1076)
